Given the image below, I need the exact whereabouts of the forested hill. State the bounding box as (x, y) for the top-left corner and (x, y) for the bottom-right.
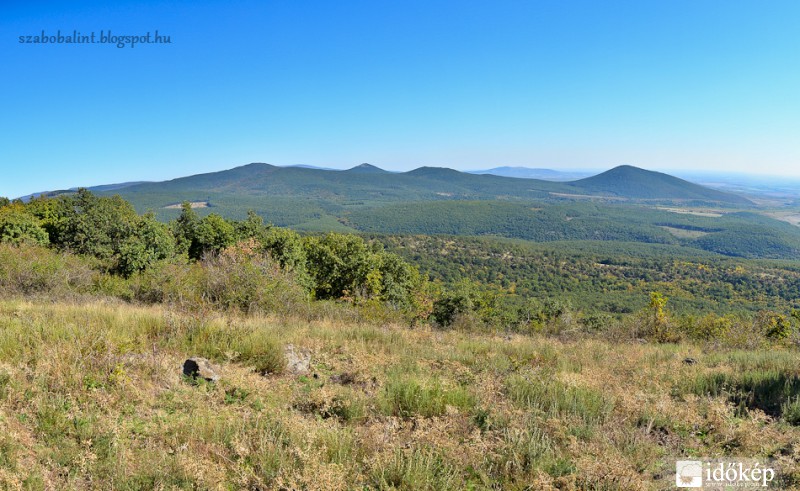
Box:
(102, 163), (751, 208)
(569, 165), (754, 205)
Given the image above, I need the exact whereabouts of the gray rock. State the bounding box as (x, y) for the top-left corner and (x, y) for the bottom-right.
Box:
(183, 357), (220, 382)
(284, 344), (311, 375)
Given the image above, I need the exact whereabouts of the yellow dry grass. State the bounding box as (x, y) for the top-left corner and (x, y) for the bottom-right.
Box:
(0, 299), (798, 490)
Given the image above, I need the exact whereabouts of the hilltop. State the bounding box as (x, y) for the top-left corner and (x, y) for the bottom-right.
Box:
(570, 165), (754, 205)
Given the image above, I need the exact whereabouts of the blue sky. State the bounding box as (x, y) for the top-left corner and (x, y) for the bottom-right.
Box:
(1, 0), (799, 197)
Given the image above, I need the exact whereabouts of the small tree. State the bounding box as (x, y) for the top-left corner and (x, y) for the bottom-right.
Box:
(0, 204), (49, 245)
(235, 210), (270, 242)
(190, 213), (235, 260)
(645, 291), (678, 342)
(762, 312), (793, 340)
(116, 213), (176, 277)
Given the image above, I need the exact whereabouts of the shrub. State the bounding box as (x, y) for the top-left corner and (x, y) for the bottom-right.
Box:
(759, 312), (794, 341)
(131, 241), (309, 316)
(782, 396), (800, 425)
(680, 313), (734, 341)
(0, 204), (49, 245)
(431, 280), (478, 328)
(0, 243), (95, 296)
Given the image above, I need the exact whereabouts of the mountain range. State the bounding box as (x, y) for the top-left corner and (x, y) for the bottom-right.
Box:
(91, 163), (752, 210)
(21, 163), (800, 259)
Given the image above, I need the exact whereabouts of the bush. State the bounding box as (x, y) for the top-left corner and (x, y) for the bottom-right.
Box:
(680, 313), (733, 341)
(0, 243), (95, 296)
(431, 280), (478, 328)
(759, 312), (794, 341)
(132, 241), (309, 316)
(0, 204), (49, 245)
(782, 396), (800, 425)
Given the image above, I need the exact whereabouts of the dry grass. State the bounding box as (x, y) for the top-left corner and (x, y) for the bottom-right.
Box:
(0, 299), (798, 490)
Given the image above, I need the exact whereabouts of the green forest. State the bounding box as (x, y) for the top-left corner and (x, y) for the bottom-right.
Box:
(3, 190), (800, 345)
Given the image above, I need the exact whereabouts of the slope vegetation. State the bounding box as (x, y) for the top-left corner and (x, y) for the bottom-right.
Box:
(569, 165), (753, 205)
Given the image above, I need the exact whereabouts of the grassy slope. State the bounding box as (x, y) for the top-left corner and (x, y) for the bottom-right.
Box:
(1, 300), (798, 490)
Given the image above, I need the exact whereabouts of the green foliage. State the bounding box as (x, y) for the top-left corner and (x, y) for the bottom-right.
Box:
(172, 201), (198, 256)
(303, 233), (420, 307)
(191, 213), (236, 259)
(0, 204), (49, 245)
(374, 251), (421, 309)
(760, 311), (794, 340)
(45, 189), (140, 260)
(431, 280), (480, 328)
(679, 313), (734, 341)
(234, 210), (269, 242)
(116, 213), (176, 277)
(28, 189), (178, 276)
(304, 233), (378, 300)
(259, 226), (311, 289)
(173, 203), (240, 260)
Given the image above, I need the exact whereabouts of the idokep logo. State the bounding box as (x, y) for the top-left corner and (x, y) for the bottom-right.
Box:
(675, 459), (777, 488)
(676, 460), (702, 488)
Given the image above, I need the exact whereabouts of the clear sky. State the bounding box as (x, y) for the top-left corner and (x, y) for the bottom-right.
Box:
(1, 0), (799, 198)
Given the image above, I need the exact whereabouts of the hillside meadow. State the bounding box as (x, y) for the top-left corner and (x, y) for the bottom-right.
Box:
(2, 191), (800, 489)
(1, 298), (799, 490)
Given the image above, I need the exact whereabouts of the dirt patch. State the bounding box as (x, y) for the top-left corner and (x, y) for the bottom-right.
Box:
(656, 207), (723, 217)
(164, 201), (209, 209)
(763, 211), (800, 227)
(658, 226), (709, 239)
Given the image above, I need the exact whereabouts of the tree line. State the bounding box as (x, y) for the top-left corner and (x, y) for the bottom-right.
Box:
(0, 190), (420, 310)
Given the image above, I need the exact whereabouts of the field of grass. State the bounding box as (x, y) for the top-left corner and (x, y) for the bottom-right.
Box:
(1, 299), (798, 490)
